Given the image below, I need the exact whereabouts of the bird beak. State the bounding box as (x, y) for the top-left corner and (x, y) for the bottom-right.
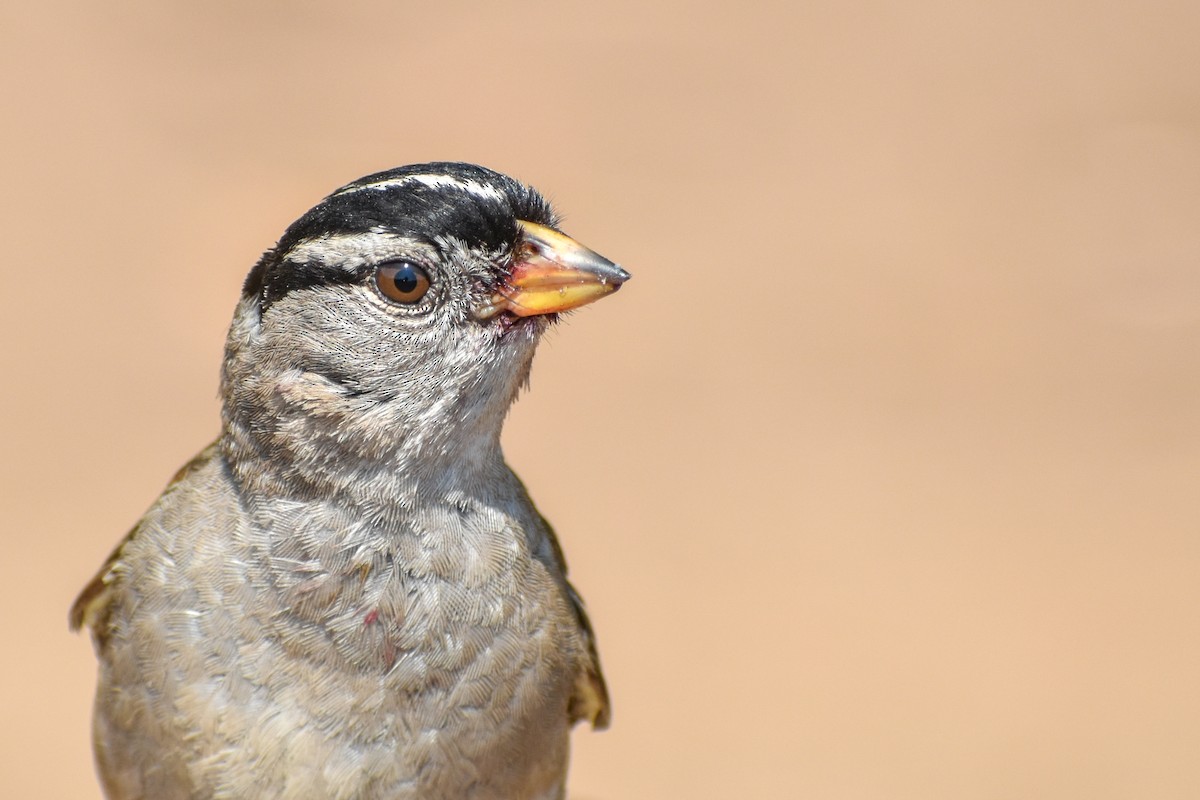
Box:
(475, 220), (631, 319)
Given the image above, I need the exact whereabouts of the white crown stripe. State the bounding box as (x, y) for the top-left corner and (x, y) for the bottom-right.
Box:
(333, 174), (506, 203)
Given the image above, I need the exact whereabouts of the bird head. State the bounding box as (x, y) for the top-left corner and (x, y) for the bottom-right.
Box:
(220, 163), (629, 484)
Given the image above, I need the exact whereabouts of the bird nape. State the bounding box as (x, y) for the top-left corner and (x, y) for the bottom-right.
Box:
(71, 162), (628, 800)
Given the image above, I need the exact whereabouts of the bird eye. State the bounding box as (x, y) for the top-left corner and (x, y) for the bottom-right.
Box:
(375, 261), (431, 304)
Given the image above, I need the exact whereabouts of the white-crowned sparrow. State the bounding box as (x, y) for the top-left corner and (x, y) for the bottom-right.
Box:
(70, 163), (627, 800)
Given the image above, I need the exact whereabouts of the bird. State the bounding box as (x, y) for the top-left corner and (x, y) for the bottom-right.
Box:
(70, 162), (627, 800)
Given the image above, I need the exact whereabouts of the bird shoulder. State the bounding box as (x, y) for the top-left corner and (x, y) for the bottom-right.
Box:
(68, 441), (220, 641)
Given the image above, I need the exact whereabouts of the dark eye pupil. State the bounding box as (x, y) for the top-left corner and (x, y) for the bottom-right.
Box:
(392, 266), (418, 293)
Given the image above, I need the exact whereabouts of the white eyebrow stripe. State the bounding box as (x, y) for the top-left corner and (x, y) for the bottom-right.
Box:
(280, 231), (425, 268)
(333, 173), (506, 203)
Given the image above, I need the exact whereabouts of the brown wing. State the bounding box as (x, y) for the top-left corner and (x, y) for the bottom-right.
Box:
(532, 511), (611, 730)
(69, 442), (219, 642)
(564, 579), (612, 729)
(69, 521), (136, 640)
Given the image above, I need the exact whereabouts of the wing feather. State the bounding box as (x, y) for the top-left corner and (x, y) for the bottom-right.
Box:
(69, 442), (219, 642)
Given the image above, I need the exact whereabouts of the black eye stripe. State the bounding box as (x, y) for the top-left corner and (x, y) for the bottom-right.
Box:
(245, 252), (365, 313)
(244, 255), (434, 313)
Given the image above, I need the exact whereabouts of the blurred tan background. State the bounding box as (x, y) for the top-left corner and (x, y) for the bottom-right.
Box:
(3, 1), (1199, 798)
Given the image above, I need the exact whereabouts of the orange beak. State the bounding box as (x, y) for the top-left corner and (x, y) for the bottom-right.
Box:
(475, 220), (630, 319)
